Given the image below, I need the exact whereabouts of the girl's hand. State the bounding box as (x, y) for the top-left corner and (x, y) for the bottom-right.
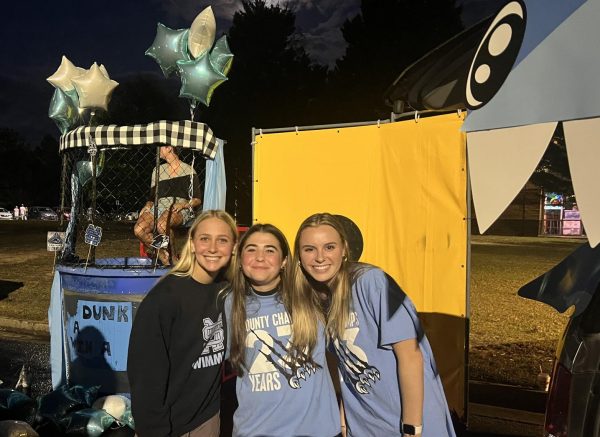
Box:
(141, 205), (152, 215)
(171, 202), (188, 213)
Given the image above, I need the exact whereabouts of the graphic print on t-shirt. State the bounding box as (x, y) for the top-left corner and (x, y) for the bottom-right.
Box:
(335, 311), (381, 394)
(192, 313), (224, 369)
(246, 311), (317, 392)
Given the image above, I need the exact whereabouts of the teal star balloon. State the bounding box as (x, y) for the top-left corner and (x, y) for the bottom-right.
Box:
(145, 23), (190, 78)
(177, 52), (227, 107)
(48, 88), (82, 134)
(209, 35), (234, 76)
(76, 151), (105, 188)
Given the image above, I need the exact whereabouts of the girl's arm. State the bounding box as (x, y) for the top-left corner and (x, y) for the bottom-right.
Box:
(127, 294), (172, 436)
(393, 338), (424, 436)
(340, 398), (347, 437)
(140, 200), (153, 215)
(171, 197), (201, 212)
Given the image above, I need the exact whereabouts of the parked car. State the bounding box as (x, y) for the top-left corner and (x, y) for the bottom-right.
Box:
(54, 207), (71, 221)
(28, 206), (58, 220)
(519, 243), (600, 437)
(0, 207), (13, 220)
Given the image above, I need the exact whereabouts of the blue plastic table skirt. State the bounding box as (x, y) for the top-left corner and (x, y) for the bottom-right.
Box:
(57, 258), (168, 295)
(50, 258), (168, 392)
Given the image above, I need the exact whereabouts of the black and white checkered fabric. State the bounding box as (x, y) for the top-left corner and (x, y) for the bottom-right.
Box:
(59, 120), (218, 158)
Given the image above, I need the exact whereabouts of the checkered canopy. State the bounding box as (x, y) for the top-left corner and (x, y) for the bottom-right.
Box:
(57, 120), (221, 268)
(59, 120), (218, 159)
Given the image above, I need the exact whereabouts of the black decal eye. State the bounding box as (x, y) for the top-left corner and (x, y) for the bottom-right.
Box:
(466, 0), (526, 109)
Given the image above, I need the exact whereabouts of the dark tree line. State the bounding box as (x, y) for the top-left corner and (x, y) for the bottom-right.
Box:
(0, 129), (60, 208)
(204, 0), (465, 222)
(0, 0), (572, 222)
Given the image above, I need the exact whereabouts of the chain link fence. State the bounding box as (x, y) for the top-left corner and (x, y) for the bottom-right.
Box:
(58, 145), (207, 269)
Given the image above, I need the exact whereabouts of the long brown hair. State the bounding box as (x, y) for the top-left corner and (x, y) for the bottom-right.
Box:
(291, 213), (352, 340)
(170, 209), (238, 281)
(228, 223), (321, 376)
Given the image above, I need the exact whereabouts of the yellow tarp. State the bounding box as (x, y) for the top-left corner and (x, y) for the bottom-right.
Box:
(253, 112), (468, 418)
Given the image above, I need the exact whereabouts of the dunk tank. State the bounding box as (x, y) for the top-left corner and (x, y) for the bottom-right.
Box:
(46, 6), (235, 397)
(48, 120), (225, 395)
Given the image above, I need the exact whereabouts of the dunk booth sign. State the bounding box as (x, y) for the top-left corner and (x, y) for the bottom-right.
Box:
(51, 264), (163, 394)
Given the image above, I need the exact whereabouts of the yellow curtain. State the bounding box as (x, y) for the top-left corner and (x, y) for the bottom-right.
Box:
(253, 112), (468, 418)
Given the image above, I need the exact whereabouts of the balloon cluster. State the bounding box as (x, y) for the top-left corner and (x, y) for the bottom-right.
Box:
(145, 6), (233, 110)
(47, 56), (119, 134)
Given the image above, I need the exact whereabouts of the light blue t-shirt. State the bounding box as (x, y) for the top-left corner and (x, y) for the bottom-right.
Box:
(334, 267), (456, 437)
(225, 290), (341, 437)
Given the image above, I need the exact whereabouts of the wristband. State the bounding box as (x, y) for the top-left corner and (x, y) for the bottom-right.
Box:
(401, 423), (422, 435)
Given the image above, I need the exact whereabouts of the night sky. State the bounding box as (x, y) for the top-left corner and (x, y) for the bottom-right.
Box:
(1, 0), (503, 146)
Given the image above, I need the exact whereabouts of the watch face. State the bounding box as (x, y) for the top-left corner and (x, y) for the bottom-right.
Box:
(402, 424), (417, 434)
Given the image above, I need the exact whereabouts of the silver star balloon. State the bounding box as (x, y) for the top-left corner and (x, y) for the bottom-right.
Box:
(48, 88), (82, 134)
(145, 23), (191, 78)
(47, 55), (85, 92)
(188, 6), (216, 59)
(177, 52), (227, 107)
(72, 63), (119, 111)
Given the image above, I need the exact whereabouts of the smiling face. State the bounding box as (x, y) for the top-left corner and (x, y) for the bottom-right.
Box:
(191, 217), (235, 283)
(298, 225), (345, 284)
(241, 231), (287, 292)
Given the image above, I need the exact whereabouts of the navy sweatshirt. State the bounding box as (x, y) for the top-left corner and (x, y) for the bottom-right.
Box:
(127, 275), (226, 436)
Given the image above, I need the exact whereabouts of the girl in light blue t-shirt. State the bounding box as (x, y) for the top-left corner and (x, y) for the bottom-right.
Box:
(225, 223), (341, 437)
(292, 213), (456, 437)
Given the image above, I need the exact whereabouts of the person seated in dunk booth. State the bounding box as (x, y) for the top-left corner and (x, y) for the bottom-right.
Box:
(134, 145), (202, 265)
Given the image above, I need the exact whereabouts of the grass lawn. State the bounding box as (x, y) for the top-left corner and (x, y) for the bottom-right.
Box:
(0, 221), (586, 388)
(469, 235), (582, 387)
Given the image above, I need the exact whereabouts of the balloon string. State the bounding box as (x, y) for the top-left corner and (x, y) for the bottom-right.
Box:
(190, 101), (197, 122)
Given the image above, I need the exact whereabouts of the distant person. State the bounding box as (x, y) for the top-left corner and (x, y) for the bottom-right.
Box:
(128, 210), (238, 437)
(19, 204), (26, 220)
(13, 206), (19, 220)
(293, 213), (456, 437)
(134, 145), (202, 265)
(225, 223), (341, 437)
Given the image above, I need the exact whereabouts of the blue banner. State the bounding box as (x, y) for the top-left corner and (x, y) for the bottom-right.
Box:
(65, 297), (133, 372)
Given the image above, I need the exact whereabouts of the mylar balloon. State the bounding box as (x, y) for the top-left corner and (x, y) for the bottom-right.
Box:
(209, 35), (234, 76)
(76, 151), (105, 188)
(98, 64), (110, 78)
(188, 6), (216, 59)
(47, 55), (85, 92)
(72, 63), (119, 111)
(48, 88), (82, 134)
(177, 53), (227, 107)
(145, 23), (190, 78)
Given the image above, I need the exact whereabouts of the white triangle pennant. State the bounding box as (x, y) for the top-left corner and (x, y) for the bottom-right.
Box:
(563, 117), (600, 247)
(468, 122), (557, 232)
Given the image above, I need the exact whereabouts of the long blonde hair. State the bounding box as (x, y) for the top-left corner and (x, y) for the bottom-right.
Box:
(229, 223), (321, 376)
(170, 209), (238, 281)
(291, 213), (352, 340)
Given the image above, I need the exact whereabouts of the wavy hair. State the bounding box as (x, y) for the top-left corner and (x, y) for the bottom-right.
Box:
(291, 213), (352, 340)
(228, 223), (321, 376)
(169, 209), (238, 281)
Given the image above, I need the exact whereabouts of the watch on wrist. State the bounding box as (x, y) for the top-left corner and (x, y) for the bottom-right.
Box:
(401, 423), (423, 435)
